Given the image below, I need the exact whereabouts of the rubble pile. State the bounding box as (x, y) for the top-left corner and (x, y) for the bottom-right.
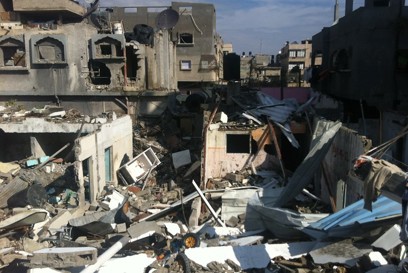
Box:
(0, 91), (407, 273)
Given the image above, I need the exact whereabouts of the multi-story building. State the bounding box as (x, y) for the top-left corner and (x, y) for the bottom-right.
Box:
(109, 2), (225, 91)
(0, 0), (178, 116)
(311, 0), (408, 168)
(240, 53), (281, 87)
(279, 39), (312, 87)
(0, 1), (226, 116)
(311, 0), (408, 113)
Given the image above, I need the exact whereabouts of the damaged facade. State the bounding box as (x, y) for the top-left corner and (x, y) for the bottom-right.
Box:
(0, 0), (178, 116)
(0, 108), (133, 205)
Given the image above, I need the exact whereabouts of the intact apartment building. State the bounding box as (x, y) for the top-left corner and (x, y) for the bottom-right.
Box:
(109, 2), (225, 91)
(279, 39), (312, 87)
(311, 0), (408, 167)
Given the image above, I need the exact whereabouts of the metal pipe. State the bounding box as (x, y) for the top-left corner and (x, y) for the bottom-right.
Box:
(192, 180), (226, 227)
(80, 235), (130, 273)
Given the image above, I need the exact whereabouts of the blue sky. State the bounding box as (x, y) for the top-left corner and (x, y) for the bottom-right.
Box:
(98, 0), (366, 56)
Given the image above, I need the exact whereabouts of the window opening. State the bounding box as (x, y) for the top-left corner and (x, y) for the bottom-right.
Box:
(105, 147), (112, 183)
(226, 134), (250, 153)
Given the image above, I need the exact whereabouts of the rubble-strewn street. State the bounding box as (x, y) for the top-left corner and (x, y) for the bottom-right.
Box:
(0, 88), (407, 273)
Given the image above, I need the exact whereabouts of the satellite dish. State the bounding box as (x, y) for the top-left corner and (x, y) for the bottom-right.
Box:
(156, 8), (179, 30)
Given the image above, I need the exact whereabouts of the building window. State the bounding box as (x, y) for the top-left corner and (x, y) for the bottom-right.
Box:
(226, 134), (250, 154)
(31, 35), (67, 64)
(331, 49), (349, 70)
(313, 53), (323, 66)
(289, 50), (296, 58)
(82, 157), (93, 202)
(178, 33), (194, 45)
(93, 36), (124, 59)
(297, 50), (306, 58)
(37, 39), (64, 62)
(104, 147), (112, 183)
(0, 37), (26, 68)
(201, 60), (209, 70)
(289, 62), (304, 70)
(180, 60), (192, 71)
(179, 6), (192, 15)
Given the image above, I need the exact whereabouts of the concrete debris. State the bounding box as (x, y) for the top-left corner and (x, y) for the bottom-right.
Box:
(0, 96), (407, 273)
(29, 247), (97, 268)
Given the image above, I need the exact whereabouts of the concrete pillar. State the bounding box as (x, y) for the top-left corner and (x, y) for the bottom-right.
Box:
(345, 0), (354, 15)
(30, 136), (45, 158)
(74, 161), (86, 207)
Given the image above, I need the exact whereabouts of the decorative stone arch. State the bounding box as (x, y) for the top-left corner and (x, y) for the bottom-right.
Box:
(331, 49), (349, 71)
(91, 34), (125, 59)
(30, 34), (67, 64)
(0, 35), (26, 67)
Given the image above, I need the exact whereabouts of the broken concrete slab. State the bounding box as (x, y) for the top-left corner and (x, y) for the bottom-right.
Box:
(0, 176), (29, 208)
(220, 236), (264, 246)
(214, 111), (228, 123)
(23, 238), (49, 253)
(368, 251), (388, 266)
(371, 224), (402, 251)
(46, 210), (72, 235)
(29, 247), (97, 268)
(185, 241), (318, 270)
(94, 253), (156, 273)
(7, 183), (48, 208)
(127, 221), (161, 240)
(310, 239), (371, 267)
(0, 209), (49, 230)
(164, 222), (181, 236)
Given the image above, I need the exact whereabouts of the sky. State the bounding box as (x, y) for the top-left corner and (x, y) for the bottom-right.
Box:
(97, 0), (366, 56)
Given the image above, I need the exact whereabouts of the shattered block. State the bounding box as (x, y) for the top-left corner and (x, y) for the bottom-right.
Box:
(30, 247), (97, 268)
(214, 112), (228, 123)
(225, 173), (244, 183)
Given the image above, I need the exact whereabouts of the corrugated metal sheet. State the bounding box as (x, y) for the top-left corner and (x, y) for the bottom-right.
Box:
(251, 92), (298, 124)
(309, 195), (401, 230)
(321, 126), (367, 207)
(273, 120), (342, 207)
(221, 188), (259, 221)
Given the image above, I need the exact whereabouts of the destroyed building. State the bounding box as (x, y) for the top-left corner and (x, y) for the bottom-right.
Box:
(108, 2), (225, 91)
(1, 0), (408, 273)
(0, 0), (177, 116)
(0, 108), (133, 205)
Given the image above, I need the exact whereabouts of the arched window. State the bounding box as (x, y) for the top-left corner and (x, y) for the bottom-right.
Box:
(31, 36), (66, 64)
(331, 49), (349, 71)
(94, 37), (123, 58)
(0, 37), (26, 67)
